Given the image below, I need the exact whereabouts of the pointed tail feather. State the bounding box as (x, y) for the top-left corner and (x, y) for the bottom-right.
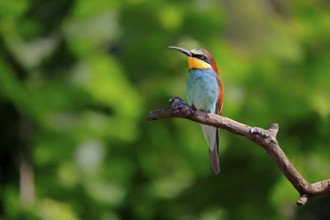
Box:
(201, 125), (220, 174)
(209, 147), (220, 174)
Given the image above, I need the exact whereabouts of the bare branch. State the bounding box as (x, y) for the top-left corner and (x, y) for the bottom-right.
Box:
(146, 97), (330, 206)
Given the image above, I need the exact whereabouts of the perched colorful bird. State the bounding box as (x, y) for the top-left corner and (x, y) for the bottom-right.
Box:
(169, 46), (224, 174)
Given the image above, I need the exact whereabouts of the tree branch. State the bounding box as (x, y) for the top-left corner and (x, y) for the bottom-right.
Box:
(146, 97), (330, 206)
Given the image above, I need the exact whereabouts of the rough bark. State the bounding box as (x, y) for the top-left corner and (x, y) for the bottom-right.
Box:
(146, 97), (330, 206)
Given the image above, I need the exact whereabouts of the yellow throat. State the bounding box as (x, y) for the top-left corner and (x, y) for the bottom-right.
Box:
(187, 57), (211, 69)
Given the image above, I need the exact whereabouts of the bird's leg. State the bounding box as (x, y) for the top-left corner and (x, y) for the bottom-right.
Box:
(204, 110), (212, 119)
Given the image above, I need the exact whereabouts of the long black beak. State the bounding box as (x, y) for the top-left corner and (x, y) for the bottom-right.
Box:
(168, 46), (192, 56)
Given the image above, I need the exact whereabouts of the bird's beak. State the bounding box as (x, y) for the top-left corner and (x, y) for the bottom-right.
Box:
(168, 46), (192, 56)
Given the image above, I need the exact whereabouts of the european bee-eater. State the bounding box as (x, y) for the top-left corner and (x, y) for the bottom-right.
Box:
(169, 46), (224, 174)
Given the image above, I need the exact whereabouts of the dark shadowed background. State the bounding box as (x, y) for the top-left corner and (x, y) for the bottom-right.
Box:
(1, 0), (330, 219)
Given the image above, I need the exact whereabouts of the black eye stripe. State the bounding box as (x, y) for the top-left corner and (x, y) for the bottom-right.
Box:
(193, 54), (211, 64)
(194, 54), (206, 60)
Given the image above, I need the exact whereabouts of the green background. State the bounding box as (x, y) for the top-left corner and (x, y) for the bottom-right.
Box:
(1, 0), (330, 219)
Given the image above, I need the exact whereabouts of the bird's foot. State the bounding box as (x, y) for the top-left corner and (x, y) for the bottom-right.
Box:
(169, 97), (186, 107)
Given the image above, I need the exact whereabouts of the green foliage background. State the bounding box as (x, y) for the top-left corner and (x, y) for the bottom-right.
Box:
(1, 0), (330, 219)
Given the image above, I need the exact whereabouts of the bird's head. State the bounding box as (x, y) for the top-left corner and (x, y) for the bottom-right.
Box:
(169, 46), (218, 73)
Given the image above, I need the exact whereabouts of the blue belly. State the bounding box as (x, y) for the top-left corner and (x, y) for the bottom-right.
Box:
(186, 69), (219, 113)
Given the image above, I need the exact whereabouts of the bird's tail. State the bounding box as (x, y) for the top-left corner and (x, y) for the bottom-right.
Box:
(201, 124), (220, 174)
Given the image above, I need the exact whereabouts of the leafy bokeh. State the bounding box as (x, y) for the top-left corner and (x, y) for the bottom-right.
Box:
(1, 0), (330, 219)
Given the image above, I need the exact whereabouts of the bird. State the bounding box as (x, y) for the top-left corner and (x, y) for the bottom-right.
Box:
(169, 46), (224, 174)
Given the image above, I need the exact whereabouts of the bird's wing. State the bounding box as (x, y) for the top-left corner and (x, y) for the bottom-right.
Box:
(217, 78), (224, 115)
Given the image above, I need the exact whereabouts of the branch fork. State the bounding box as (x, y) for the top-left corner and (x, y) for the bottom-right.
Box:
(146, 97), (330, 206)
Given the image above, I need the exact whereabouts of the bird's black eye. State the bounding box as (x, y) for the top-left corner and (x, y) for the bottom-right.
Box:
(196, 54), (207, 61)
(196, 54), (211, 64)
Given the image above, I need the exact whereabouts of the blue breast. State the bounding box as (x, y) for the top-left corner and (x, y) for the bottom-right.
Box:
(186, 69), (219, 113)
